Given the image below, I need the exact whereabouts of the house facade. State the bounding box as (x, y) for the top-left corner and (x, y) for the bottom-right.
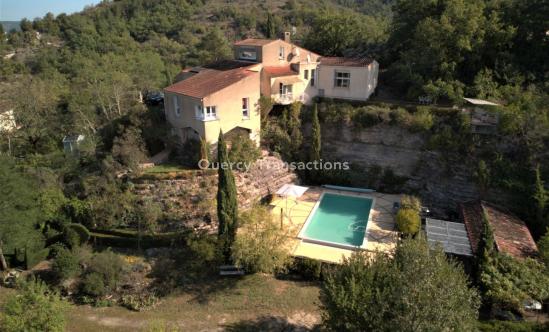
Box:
(164, 34), (379, 145)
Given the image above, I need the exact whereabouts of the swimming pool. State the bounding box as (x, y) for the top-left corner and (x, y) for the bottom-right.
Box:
(298, 192), (374, 249)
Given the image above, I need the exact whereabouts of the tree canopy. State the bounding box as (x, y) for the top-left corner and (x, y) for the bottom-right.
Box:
(321, 238), (480, 331)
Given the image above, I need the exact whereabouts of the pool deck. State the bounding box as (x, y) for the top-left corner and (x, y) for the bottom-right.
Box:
(270, 187), (400, 264)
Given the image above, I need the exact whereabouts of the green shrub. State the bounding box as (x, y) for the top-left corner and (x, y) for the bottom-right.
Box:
(81, 272), (106, 297)
(291, 257), (323, 280)
(410, 107), (434, 131)
(389, 107), (412, 126)
(120, 293), (159, 311)
(80, 249), (126, 297)
(396, 208), (421, 235)
(186, 231), (221, 265)
(352, 106), (387, 128)
(52, 247), (81, 280)
(228, 133), (261, 165)
(232, 206), (293, 273)
(401, 195), (421, 212)
(1, 278), (69, 332)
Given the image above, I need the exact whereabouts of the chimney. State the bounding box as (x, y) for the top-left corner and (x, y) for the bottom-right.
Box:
(284, 31), (291, 43)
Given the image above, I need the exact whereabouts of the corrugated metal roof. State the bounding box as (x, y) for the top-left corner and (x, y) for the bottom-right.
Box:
(426, 218), (473, 256)
(463, 98), (501, 106)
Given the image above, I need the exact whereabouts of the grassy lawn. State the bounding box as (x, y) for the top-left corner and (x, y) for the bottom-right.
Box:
(66, 274), (321, 331)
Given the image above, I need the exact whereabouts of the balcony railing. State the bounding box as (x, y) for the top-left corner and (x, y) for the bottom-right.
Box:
(276, 93), (293, 104)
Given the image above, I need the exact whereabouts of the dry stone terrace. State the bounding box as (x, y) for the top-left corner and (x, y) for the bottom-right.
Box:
(133, 154), (297, 232)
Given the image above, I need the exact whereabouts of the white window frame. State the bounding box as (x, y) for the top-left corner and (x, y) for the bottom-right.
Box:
(239, 47), (257, 61)
(173, 96), (181, 117)
(304, 69), (309, 80)
(242, 97), (250, 119)
(311, 69), (316, 87)
(279, 84), (292, 96)
(334, 71), (350, 88)
(279, 46), (285, 60)
(204, 106), (217, 120)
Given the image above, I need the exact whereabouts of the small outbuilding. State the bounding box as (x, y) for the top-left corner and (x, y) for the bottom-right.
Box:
(462, 98), (501, 135)
(63, 135), (85, 155)
(0, 109), (16, 133)
(459, 201), (538, 259)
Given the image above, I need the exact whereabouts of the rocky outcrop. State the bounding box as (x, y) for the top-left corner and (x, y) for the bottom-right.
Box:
(320, 123), (480, 217)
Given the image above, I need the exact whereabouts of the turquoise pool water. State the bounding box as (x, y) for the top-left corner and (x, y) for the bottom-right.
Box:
(301, 193), (373, 248)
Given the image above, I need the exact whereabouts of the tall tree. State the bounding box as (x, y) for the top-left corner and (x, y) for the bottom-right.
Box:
(533, 165), (548, 235)
(217, 131), (238, 261)
(310, 104), (321, 162)
(321, 237), (480, 331)
(0, 156), (45, 261)
(197, 28), (232, 64)
(265, 12), (276, 38)
(285, 102), (303, 159)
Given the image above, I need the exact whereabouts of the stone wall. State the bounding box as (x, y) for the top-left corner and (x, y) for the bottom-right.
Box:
(133, 155), (297, 231)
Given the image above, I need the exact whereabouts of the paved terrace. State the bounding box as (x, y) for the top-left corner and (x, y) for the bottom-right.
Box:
(270, 187), (400, 264)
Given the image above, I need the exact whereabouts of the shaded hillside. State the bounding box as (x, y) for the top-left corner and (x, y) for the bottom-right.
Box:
(1, 21), (21, 32)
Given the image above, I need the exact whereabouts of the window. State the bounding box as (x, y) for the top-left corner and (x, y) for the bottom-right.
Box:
(311, 69), (316, 86)
(279, 46), (285, 60)
(334, 71), (350, 88)
(304, 69), (309, 80)
(173, 96), (181, 117)
(195, 105), (202, 119)
(195, 105), (217, 120)
(279, 84), (292, 96)
(204, 106), (217, 120)
(242, 98), (249, 119)
(238, 47), (257, 61)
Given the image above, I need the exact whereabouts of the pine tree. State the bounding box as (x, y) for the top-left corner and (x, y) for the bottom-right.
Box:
(217, 131), (238, 261)
(265, 12), (276, 38)
(200, 138), (209, 162)
(287, 102), (303, 158)
(310, 104), (321, 162)
(533, 165), (548, 235)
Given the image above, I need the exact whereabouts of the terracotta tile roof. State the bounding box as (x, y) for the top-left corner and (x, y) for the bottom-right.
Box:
(165, 67), (256, 98)
(234, 38), (276, 46)
(263, 65), (298, 77)
(320, 56), (374, 67)
(460, 201), (538, 259)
